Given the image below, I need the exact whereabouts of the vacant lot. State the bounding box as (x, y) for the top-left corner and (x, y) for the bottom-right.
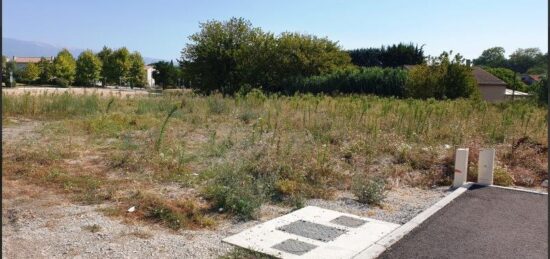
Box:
(2, 90), (547, 257)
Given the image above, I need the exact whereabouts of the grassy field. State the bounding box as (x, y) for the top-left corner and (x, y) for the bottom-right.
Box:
(2, 90), (547, 229)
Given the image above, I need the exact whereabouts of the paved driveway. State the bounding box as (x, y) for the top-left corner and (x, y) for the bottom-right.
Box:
(379, 185), (548, 259)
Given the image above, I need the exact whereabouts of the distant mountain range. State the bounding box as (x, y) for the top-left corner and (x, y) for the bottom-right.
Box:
(2, 38), (164, 64)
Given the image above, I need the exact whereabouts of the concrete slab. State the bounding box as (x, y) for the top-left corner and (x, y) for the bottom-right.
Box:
(222, 206), (400, 259)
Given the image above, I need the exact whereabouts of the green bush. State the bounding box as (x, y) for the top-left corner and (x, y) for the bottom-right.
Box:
(284, 67), (407, 96)
(351, 175), (387, 205)
(202, 163), (267, 220)
(484, 67), (528, 92)
(406, 52), (478, 99)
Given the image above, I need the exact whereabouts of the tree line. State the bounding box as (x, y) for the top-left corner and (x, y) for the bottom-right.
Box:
(2, 47), (147, 87)
(179, 17), (477, 99)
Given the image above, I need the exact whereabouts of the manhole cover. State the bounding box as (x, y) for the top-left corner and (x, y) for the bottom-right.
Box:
(330, 215), (367, 228)
(271, 239), (317, 255)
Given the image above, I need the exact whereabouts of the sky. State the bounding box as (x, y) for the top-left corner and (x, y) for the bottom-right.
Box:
(3, 0), (548, 61)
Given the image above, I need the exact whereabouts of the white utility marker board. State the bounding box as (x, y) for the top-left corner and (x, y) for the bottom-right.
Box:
(223, 206), (400, 259)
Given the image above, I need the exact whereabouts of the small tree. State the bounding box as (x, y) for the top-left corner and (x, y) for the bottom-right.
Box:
(21, 62), (41, 84)
(97, 46), (113, 86)
(37, 57), (54, 85)
(153, 60), (180, 89)
(53, 49), (76, 86)
(75, 50), (102, 87)
(406, 51), (477, 99)
(127, 51), (146, 88)
(111, 47), (131, 86)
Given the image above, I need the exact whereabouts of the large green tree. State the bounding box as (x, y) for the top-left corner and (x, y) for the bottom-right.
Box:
(52, 48), (76, 86)
(473, 47), (507, 68)
(96, 46), (113, 86)
(508, 48), (545, 73)
(127, 51), (146, 88)
(181, 17), (351, 95)
(75, 50), (102, 86)
(110, 47), (131, 86)
(153, 60), (181, 88)
(347, 43), (425, 68)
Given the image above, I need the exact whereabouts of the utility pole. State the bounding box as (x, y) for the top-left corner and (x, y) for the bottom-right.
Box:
(512, 71), (516, 101)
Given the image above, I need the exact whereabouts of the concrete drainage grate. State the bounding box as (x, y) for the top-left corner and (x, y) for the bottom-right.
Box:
(277, 220), (347, 242)
(271, 239), (318, 255)
(330, 215), (367, 228)
(222, 206), (400, 258)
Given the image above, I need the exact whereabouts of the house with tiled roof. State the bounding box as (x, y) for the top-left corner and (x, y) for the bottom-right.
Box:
(520, 74), (542, 85)
(8, 56), (54, 70)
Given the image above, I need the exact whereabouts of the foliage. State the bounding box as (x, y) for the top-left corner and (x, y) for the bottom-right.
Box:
(110, 47), (132, 85)
(535, 76), (548, 105)
(484, 67), (528, 92)
(474, 47), (547, 74)
(127, 51), (147, 88)
(347, 43), (425, 68)
(473, 47), (507, 68)
(202, 162), (266, 220)
(351, 175), (387, 205)
(20, 62), (41, 84)
(181, 17), (351, 95)
(493, 167), (514, 186)
(406, 52), (478, 99)
(508, 48), (545, 74)
(75, 50), (102, 86)
(285, 66), (407, 96)
(96, 46), (113, 86)
(152, 60), (181, 89)
(52, 48), (77, 86)
(37, 57), (54, 85)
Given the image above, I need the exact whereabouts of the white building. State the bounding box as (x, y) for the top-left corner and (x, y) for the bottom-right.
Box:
(144, 65), (155, 87)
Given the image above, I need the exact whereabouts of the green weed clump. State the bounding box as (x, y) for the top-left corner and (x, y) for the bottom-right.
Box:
(351, 175), (387, 205)
(202, 162), (268, 220)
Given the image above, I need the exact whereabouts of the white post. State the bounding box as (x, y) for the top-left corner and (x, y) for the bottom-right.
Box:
(477, 148), (495, 185)
(453, 148), (469, 188)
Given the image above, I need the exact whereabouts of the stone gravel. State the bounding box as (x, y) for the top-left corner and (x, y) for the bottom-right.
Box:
(2, 186), (449, 258)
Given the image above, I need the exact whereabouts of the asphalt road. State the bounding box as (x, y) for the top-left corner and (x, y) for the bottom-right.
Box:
(379, 185), (548, 259)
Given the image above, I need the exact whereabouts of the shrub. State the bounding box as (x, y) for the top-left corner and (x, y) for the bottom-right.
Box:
(284, 67), (407, 96)
(493, 167), (514, 186)
(202, 163), (266, 219)
(406, 52), (478, 99)
(351, 175), (387, 205)
(54, 77), (69, 87)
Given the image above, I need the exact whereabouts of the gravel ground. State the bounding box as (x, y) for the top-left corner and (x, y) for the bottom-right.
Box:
(2, 184), (448, 258)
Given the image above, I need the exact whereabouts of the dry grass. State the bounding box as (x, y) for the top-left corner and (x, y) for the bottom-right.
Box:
(2, 91), (547, 228)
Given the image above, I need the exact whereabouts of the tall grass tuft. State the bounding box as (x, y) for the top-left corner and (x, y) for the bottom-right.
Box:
(155, 105), (179, 151)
